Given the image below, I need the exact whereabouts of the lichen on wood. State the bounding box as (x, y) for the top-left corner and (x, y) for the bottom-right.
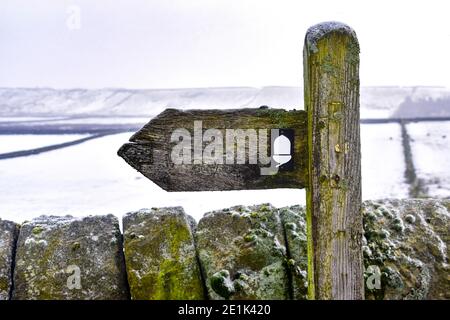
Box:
(303, 21), (363, 299)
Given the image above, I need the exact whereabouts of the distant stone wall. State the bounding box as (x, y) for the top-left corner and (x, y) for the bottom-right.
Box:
(0, 199), (448, 300)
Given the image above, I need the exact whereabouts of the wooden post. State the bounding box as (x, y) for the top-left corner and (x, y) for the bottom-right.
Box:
(303, 22), (364, 299)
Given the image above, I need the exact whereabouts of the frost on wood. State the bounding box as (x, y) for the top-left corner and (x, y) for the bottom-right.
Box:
(305, 21), (358, 54)
(122, 207), (205, 300)
(12, 215), (129, 300)
(0, 219), (19, 300)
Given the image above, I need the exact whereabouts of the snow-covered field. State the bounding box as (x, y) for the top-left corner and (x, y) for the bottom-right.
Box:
(0, 125), (412, 224)
(0, 133), (304, 224)
(0, 134), (89, 154)
(407, 121), (450, 198)
(361, 123), (409, 199)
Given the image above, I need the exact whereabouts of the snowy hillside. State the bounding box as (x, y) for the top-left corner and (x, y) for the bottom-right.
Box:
(1, 86), (449, 119)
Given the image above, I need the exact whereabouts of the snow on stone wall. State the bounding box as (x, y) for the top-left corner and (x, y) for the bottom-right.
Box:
(1, 199), (448, 300)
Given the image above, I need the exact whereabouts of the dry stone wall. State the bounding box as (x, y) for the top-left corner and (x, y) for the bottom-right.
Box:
(0, 199), (448, 300)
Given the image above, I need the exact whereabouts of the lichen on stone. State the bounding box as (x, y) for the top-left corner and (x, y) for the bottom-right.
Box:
(13, 215), (128, 300)
(0, 219), (19, 300)
(362, 199), (449, 300)
(196, 204), (289, 300)
(279, 205), (308, 300)
(210, 270), (235, 299)
(123, 207), (205, 300)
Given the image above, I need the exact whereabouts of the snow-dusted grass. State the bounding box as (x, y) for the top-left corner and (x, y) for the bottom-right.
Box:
(0, 123), (416, 224)
(0, 134), (90, 154)
(361, 123), (409, 200)
(407, 121), (450, 198)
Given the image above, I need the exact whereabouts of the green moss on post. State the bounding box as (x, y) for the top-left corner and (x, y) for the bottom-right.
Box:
(303, 22), (364, 300)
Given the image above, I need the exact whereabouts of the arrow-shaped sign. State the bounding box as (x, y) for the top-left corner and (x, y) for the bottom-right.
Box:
(118, 107), (307, 191)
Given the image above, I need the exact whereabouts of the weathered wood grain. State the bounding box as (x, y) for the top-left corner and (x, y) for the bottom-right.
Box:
(304, 22), (364, 299)
(118, 108), (307, 191)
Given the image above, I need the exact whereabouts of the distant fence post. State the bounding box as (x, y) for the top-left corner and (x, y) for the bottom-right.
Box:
(303, 22), (364, 299)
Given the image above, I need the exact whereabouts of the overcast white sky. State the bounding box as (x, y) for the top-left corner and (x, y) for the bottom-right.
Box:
(1, 0), (449, 89)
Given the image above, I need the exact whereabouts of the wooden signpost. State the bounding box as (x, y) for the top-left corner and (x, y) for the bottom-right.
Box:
(118, 108), (308, 191)
(118, 22), (363, 300)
